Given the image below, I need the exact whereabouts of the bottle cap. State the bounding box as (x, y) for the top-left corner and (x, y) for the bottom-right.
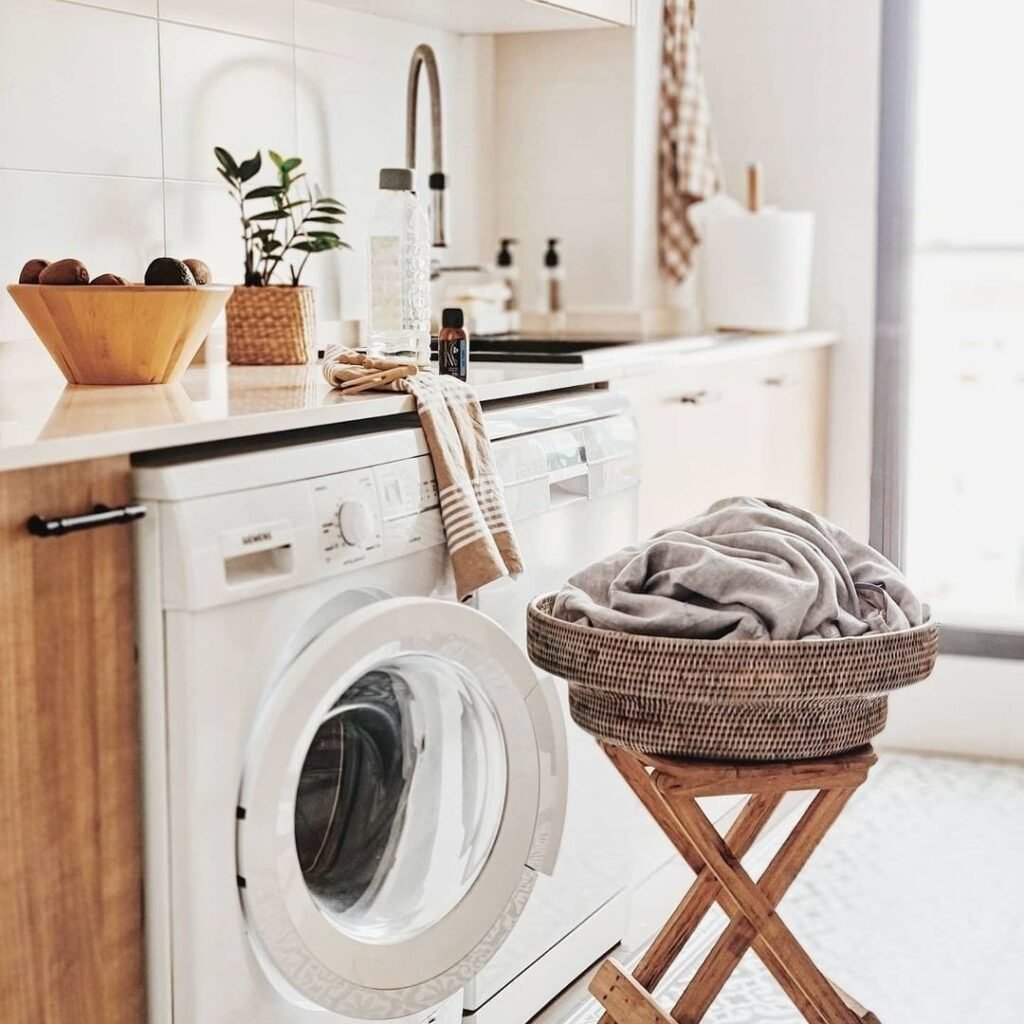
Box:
(442, 307), (464, 329)
(379, 167), (414, 191)
(497, 238), (518, 267)
(544, 238), (560, 268)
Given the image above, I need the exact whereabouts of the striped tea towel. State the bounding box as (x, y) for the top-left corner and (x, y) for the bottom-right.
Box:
(323, 347), (523, 600)
(659, 0), (722, 284)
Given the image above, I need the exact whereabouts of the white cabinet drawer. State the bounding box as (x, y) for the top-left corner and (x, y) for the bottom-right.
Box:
(616, 345), (830, 537)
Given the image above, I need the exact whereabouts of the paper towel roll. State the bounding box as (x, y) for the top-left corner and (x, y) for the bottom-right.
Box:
(703, 209), (814, 331)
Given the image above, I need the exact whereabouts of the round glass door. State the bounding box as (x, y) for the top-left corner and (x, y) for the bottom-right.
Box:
(238, 596), (559, 1020)
(294, 653), (508, 945)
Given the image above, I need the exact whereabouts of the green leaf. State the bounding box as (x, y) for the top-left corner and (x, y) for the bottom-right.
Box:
(304, 230), (341, 239)
(216, 166), (239, 188)
(250, 209), (289, 221)
(214, 146), (239, 176)
(238, 151), (262, 182)
(280, 157), (302, 174)
(245, 184), (284, 200)
(268, 149), (284, 169)
(305, 215), (344, 224)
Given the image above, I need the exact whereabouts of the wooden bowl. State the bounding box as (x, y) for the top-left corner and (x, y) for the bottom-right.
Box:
(6, 283), (232, 385)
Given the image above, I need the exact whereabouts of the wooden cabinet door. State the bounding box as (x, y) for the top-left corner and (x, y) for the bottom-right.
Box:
(0, 458), (142, 1024)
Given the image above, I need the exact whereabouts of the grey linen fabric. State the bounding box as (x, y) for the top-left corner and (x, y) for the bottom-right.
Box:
(553, 497), (927, 641)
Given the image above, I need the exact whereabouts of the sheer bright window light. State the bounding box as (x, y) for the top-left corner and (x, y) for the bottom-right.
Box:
(903, 0), (1024, 631)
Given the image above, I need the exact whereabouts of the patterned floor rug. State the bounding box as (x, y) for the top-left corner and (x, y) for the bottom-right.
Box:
(564, 753), (1024, 1024)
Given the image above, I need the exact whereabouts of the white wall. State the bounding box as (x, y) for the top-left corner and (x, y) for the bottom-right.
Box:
(699, 0), (883, 538)
(0, 0), (494, 340)
(493, 27), (635, 312)
(883, 656), (1024, 760)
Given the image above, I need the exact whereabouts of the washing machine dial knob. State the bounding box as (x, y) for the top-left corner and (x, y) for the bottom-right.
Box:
(337, 500), (375, 546)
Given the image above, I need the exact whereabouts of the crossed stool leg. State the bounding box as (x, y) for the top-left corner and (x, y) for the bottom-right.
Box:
(590, 743), (881, 1024)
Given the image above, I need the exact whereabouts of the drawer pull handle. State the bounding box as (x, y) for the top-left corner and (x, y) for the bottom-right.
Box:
(762, 375), (795, 387)
(27, 503), (147, 538)
(678, 389), (711, 405)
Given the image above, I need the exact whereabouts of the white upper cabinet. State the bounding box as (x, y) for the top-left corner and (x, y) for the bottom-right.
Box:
(311, 0), (635, 33)
(531, 0), (634, 27)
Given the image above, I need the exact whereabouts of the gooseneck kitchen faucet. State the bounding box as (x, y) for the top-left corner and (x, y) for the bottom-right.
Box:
(405, 43), (447, 248)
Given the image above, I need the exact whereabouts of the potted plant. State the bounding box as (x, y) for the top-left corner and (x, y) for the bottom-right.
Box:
(216, 147), (347, 365)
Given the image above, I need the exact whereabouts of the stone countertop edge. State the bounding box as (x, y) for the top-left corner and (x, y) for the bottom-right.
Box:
(0, 329), (837, 473)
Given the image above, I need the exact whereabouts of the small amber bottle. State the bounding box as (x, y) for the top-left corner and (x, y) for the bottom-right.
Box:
(438, 307), (469, 382)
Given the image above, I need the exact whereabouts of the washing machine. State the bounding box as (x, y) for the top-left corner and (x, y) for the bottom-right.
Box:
(132, 390), (639, 1024)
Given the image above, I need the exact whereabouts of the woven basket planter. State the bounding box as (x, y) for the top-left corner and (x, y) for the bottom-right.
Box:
(527, 593), (939, 761)
(226, 285), (315, 365)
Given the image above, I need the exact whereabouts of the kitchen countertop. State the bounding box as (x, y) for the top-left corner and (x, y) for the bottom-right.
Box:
(0, 329), (836, 472)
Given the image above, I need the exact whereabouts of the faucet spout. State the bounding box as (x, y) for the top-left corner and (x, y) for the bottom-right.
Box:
(405, 43), (447, 248)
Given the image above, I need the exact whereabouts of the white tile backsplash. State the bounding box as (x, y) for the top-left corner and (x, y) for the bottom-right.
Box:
(0, 0), (162, 177)
(0, 0), (493, 339)
(158, 0), (295, 43)
(0, 170), (163, 338)
(159, 22), (297, 184)
(162, 180), (244, 286)
(494, 27), (635, 309)
(60, 0), (158, 16)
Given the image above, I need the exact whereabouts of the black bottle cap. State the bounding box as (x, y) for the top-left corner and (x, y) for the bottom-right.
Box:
(442, 307), (464, 329)
(544, 238), (560, 267)
(497, 238), (518, 267)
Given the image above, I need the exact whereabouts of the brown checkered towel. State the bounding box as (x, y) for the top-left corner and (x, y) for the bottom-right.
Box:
(323, 348), (523, 600)
(659, 0), (722, 284)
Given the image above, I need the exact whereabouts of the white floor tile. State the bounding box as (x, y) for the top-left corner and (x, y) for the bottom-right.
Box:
(534, 753), (1024, 1024)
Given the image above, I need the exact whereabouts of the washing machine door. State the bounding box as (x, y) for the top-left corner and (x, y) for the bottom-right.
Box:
(237, 596), (566, 1020)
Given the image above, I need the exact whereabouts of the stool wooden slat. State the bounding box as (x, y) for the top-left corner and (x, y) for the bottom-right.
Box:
(590, 743), (881, 1024)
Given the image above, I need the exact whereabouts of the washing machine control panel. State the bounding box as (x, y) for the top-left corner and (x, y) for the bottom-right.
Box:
(311, 469), (384, 568)
(374, 456), (444, 558)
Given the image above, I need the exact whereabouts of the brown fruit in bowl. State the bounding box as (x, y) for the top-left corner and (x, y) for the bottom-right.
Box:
(91, 273), (129, 286)
(19, 258), (50, 284)
(145, 257), (196, 286)
(183, 258), (211, 285)
(39, 258), (90, 285)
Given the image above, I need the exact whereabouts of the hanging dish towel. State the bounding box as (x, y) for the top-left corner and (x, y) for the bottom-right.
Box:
(322, 348), (523, 600)
(659, 0), (722, 284)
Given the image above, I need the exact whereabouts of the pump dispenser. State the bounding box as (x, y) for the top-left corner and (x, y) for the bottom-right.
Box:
(539, 237), (565, 331)
(495, 238), (520, 331)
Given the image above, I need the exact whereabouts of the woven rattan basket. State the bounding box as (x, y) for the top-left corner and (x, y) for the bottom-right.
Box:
(226, 285), (315, 365)
(527, 594), (939, 761)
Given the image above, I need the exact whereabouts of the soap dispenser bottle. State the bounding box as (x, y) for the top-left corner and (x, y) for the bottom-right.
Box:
(539, 238), (566, 331)
(495, 238), (520, 331)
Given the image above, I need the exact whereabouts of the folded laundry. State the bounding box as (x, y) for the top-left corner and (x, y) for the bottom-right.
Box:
(553, 496), (927, 641)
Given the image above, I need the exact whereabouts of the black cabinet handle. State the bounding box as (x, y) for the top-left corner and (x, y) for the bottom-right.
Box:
(675, 389), (722, 405)
(27, 503), (147, 538)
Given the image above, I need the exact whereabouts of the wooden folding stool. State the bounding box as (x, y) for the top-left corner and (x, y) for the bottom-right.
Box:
(590, 743), (881, 1024)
